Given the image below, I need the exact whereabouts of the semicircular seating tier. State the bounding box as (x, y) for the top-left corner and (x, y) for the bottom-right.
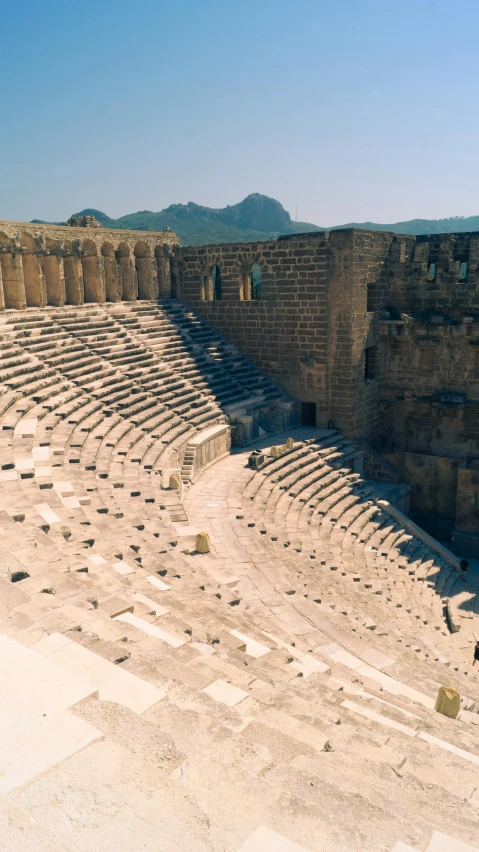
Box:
(1, 303), (479, 852)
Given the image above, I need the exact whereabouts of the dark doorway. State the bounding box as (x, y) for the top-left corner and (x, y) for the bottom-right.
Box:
(301, 402), (316, 427)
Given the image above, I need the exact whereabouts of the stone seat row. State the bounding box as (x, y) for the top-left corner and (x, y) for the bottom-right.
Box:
(2, 416), (479, 848)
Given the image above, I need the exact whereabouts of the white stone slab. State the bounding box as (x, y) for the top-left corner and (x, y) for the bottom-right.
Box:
(32, 446), (50, 461)
(426, 832), (479, 852)
(31, 633), (73, 657)
(230, 629), (270, 658)
(290, 655), (331, 678)
(391, 843), (420, 852)
(35, 503), (61, 524)
(1, 635), (97, 715)
(174, 525), (198, 536)
(147, 574), (170, 591)
(43, 635), (166, 714)
(202, 679), (248, 707)
(62, 495), (81, 509)
(35, 466), (52, 479)
(360, 648), (396, 670)
(87, 553), (107, 566)
(113, 561), (135, 575)
(341, 700), (417, 737)
(237, 825), (313, 852)
(114, 612), (186, 647)
(419, 732), (479, 766)
(132, 592), (169, 616)
(53, 480), (74, 495)
(14, 458), (34, 471)
(14, 418), (37, 437)
(0, 709), (103, 795)
(0, 470), (17, 481)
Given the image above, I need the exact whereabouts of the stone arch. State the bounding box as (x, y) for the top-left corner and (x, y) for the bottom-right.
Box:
(200, 263), (222, 301)
(81, 239), (104, 303)
(20, 232), (46, 307)
(239, 259), (262, 300)
(134, 241), (156, 299)
(102, 242), (120, 302)
(116, 242), (136, 301)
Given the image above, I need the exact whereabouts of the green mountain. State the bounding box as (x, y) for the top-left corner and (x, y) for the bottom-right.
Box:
(32, 194), (321, 245)
(30, 195), (479, 244)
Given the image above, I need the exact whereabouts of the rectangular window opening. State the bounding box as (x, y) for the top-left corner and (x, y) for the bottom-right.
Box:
(460, 262), (468, 281)
(301, 402), (316, 427)
(428, 263), (436, 281)
(364, 346), (377, 381)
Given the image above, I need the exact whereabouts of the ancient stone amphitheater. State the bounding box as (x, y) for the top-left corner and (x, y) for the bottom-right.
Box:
(0, 222), (479, 852)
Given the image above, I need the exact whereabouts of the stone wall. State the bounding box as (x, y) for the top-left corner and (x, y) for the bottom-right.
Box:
(176, 229), (396, 439)
(0, 220), (179, 310)
(177, 233), (331, 425)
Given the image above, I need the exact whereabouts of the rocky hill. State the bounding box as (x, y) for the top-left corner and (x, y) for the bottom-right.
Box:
(31, 194), (479, 244)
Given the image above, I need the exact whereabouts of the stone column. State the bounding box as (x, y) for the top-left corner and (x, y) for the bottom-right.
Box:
(97, 257), (107, 302)
(63, 250), (85, 305)
(103, 254), (120, 301)
(42, 246), (66, 306)
(117, 255), (136, 301)
(23, 247), (47, 307)
(82, 254), (104, 303)
(157, 246), (171, 298)
(149, 257), (159, 299)
(0, 261), (5, 311)
(135, 255), (154, 299)
(0, 245), (27, 309)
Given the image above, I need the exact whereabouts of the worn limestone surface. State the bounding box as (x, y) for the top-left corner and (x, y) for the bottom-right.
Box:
(0, 222), (478, 849)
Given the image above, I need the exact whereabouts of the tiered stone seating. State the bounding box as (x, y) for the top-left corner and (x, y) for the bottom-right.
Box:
(1, 308), (479, 851)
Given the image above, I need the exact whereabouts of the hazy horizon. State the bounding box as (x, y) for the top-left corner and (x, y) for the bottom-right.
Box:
(2, 0), (479, 227)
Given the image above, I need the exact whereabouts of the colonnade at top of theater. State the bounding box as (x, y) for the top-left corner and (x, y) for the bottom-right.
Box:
(0, 227), (179, 310)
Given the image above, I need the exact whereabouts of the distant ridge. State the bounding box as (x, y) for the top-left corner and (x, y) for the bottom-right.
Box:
(28, 194), (479, 245)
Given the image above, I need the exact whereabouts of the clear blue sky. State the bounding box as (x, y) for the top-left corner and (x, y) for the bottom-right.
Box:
(2, 0), (478, 226)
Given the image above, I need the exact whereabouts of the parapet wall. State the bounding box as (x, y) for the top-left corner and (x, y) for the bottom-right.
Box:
(0, 220), (179, 310)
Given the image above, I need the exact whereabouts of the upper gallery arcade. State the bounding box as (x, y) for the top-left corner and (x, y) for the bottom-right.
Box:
(0, 220), (180, 310)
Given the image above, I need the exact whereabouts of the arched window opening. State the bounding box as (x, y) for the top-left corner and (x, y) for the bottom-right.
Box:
(239, 265), (250, 300)
(250, 262), (262, 300)
(212, 264), (222, 300)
